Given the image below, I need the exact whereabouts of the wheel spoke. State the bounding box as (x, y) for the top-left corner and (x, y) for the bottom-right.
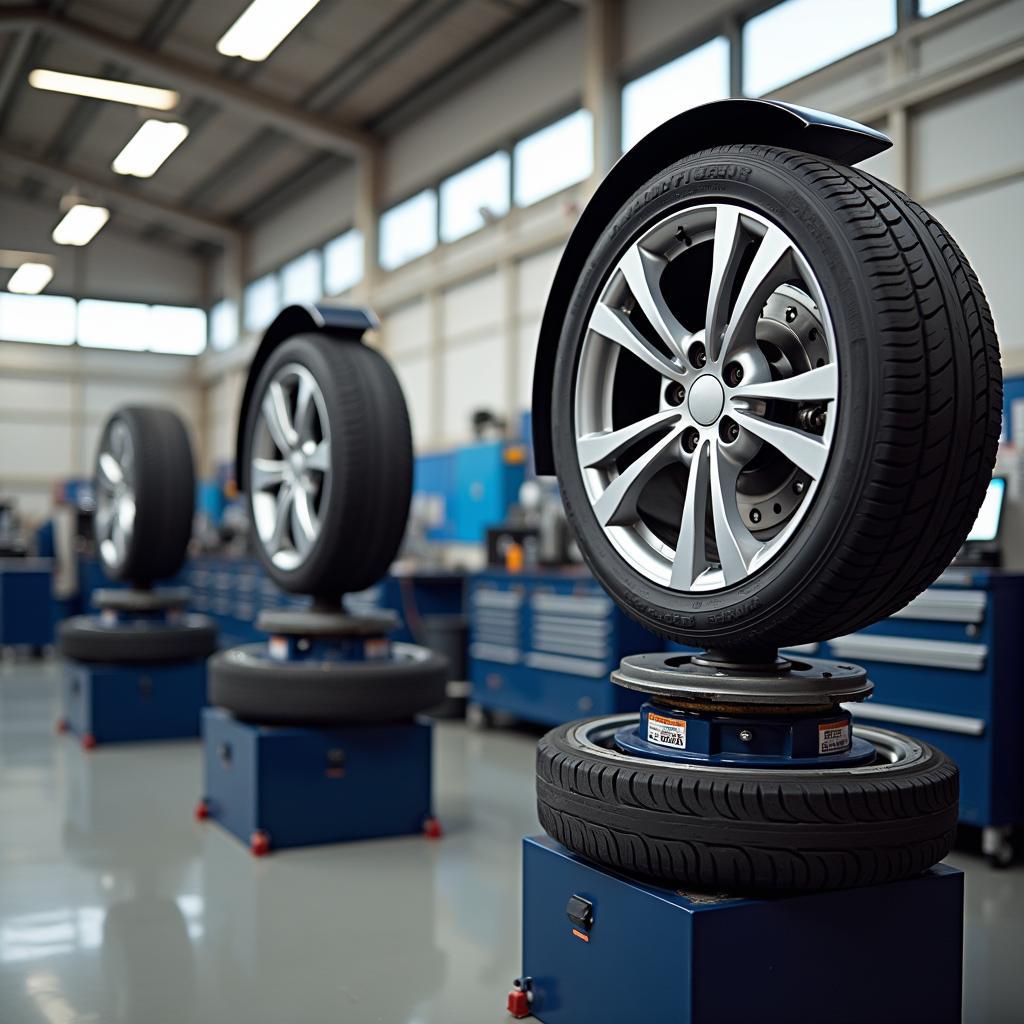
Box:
(731, 409), (830, 479)
(731, 363), (837, 404)
(705, 205), (745, 360)
(294, 372), (317, 441)
(577, 409), (683, 469)
(718, 225), (794, 365)
(269, 483), (293, 554)
(710, 442), (762, 585)
(291, 487), (317, 556)
(589, 302), (686, 380)
(95, 503), (114, 541)
(97, 452), (123, 488)
(250, 458), (287, 492)
(592, 425), (684, 527)
(262, 380), (298, 455)
(670, 440), (711, 589)
(305, 440), (331, 473)
(618, 243), (689, 361)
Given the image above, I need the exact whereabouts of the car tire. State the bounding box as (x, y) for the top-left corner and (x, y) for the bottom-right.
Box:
(536, 716), (959, 891)
(551, 144), (1001, 650)
(57, 614), (217, 663)
(93, 406), (196, 585)
(240, 333), (412, 598)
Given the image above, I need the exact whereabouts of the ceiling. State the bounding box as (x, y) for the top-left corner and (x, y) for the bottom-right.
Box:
(0, 0), (572, 253)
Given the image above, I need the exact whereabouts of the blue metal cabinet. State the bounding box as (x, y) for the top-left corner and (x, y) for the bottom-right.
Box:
(0, 558), (53, 647)
(468, 568), (653, 725)
(819, 570), (1024, 847)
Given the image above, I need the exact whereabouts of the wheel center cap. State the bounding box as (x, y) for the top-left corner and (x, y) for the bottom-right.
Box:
(687, 374), (725, 425)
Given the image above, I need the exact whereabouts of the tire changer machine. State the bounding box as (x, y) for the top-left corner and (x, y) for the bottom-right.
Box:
(57, 406), (217, 748)
(196, 305), (448, 856)
(507, 99), (1001, 1023)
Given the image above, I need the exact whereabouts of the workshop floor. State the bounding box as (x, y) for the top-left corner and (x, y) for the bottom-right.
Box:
(0, 657), (1020, 1024)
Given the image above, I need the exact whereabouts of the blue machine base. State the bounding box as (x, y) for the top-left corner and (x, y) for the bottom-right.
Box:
(62, 658), (207, 745)
(521, 835), (963, 1024)
(201, 707), (434, 852)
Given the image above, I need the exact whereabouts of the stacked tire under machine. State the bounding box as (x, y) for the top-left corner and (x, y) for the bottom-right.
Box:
(197, 306), (447, 856)
(57, 407), (217, 747)
(510, 98), (1002, 1023)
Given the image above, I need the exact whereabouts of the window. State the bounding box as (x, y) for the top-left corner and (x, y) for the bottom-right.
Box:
(210, 299), (238, 351)
(622, 38), (730, 152)
(324, 229), (363, 294)
(149, 305), (206, 355)
(440, 151), (511, 243)
(919, 0), (965, 14)
(743, 0), (897, 97)
(379, 190), (438, 271)
(514, 110), (593, 207)
(77, 299), (150, 350)
(0, 293), (76, 345)
(244, 273), (280, 333)
(280, 249), (323, 306)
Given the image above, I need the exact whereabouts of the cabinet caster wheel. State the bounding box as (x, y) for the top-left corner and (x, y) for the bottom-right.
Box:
(194, 799), (210, 822)
(250, 830), (271, 857)
(983, 828), (1014, 868)
(81, 733), (96, 750)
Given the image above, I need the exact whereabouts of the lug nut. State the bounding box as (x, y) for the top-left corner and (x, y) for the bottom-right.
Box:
(785, 306), (797, 323)
(682, 428), (700, 454)
(739, 729), (753, 742)
(750, 508), (762, 524)
(688, 341), (707, 368)
(665, 382), (686, 407)
(725, 362), (744, 386)
(799, 406), (827, 432)
(720, 418), (739, 443)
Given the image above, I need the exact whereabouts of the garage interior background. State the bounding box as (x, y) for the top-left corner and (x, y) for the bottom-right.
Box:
(0, 0), (1022, 1021)
(0, 0), (1021, 524)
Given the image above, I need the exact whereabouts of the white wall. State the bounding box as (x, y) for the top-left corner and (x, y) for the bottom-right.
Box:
(0, 341), (200, 524)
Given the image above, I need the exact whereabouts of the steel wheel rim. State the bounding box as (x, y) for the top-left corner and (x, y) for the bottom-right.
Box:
(574, 203), (839, 593)
(250, 362), (331, 571)
(95, 418), (136, 574)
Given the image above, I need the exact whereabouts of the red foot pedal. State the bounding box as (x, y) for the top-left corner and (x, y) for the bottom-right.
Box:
(250, 830), (270, 857)
(423, 817), (443, 839)
(194, 800), (209, 821)
(507, 985), (531, 1019)
(81, 733), (97, 750)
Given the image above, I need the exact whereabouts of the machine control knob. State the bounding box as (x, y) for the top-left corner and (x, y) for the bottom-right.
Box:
(565, 894), (594, 932)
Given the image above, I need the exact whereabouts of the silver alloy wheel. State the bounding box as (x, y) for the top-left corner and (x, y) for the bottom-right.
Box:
(250, 363), (331, 571)
(95, 418), (137, 574)
(574, 203), (838, 593)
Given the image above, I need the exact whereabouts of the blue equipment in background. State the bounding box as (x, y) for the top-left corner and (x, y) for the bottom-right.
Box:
(467, 568), (653, 725)
(513, 835), (963, 1023)
(0, 558), (53, 649)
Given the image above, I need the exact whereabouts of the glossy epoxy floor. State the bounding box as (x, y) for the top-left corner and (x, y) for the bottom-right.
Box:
(0, 658), (1021, 1024)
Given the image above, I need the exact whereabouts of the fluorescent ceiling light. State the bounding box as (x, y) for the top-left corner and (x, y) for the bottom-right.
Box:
(112, 120), (189, 178)
(216, 0), (322, 61)
(7, 263), (54, 295)
(28, 69), (179, 110)
(52, 204), (110, 247)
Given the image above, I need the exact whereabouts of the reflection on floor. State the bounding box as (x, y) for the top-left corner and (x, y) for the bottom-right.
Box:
(0, 655), (1020, 1023)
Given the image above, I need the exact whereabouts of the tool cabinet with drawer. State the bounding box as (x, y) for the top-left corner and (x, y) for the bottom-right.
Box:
(820, 570), (1024, 865)
(467, 568), (654, 726)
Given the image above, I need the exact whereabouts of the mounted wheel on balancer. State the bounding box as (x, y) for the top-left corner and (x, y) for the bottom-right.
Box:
(208, 307), (447, 726)
(530, 100), (1002, 892)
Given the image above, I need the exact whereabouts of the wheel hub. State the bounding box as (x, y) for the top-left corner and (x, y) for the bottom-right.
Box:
(686, 374), (725, 425)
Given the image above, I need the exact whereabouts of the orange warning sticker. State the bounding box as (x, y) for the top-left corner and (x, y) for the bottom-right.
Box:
(647, 712), (687, 749)
(818, 720), (850, 754)
(571, 929), (590, 942)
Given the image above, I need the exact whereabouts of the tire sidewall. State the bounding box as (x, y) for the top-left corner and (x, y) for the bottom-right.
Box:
(552, 149), (884, 648)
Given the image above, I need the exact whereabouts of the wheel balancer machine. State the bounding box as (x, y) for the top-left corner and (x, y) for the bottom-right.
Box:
(57, 407), (217, 747)
(508, 98), (1001, 1023)
(197, 305), (447, 855)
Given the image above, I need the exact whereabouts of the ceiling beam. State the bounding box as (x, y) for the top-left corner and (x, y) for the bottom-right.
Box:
(0, 144), (240, 243)
(0, 6), (373, 157)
